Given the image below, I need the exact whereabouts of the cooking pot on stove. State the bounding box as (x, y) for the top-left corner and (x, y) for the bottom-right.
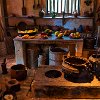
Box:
(89, 54), (100, 80)
(62, 56), (94, 83)
(10, 64), (27, 81)
(64, 56), (91, 70)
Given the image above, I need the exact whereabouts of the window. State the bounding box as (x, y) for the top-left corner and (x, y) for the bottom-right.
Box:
(46, 0), (80, 15)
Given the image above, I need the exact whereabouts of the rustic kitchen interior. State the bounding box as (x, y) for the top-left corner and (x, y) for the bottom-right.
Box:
(0, 0), (100, 99)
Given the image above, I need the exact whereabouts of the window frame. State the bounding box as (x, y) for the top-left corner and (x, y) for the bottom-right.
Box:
(46, 0), (81, 16)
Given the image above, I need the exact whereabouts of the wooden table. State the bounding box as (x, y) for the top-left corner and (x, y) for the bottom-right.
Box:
(13, 35), (83, 66)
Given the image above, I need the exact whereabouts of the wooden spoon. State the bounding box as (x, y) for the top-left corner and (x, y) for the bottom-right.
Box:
(41, 0), (43, 8)
(33, 0), (36, 9)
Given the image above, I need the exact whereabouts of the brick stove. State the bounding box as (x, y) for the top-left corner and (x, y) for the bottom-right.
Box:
(31, 65), (100, 99)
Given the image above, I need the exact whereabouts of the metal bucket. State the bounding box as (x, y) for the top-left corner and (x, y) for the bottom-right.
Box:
(27, 48), (39, 68)
(49, 47), (69, 65)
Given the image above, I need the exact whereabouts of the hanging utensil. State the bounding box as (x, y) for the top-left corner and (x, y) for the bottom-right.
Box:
(22, 0), (27, 15)
(33, 0), (36, 9)
(41, 0), (45, 8)
(37, 0), (41, 8)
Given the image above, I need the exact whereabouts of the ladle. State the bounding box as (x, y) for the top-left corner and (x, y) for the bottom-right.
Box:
(37, 0), (41, 8)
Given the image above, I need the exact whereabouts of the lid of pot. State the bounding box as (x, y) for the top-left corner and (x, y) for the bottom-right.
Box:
(64, 56), (88, 67)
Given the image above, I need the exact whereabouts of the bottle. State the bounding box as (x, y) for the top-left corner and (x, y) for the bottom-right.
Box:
(39, 8), (45, 18)
(1, 58), (8, 74)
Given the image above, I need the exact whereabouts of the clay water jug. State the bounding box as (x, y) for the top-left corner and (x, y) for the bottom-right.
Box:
(39, 8), (45, 18)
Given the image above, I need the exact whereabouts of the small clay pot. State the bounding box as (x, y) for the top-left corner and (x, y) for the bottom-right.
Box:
(10, 64), (27, 81)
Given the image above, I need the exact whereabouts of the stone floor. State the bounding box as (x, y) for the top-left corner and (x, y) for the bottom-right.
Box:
(0, 55), (100, 100)
(0, 55), (35, 100)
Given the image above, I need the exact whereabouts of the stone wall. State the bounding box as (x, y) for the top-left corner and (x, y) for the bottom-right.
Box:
(7, 0), (96, 29)
(0, 0), (100, 56)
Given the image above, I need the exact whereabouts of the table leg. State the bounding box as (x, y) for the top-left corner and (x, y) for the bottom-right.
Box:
(69, 44), (76, 56)
(14, 41), (26, 65)
(76, 41), (83, 57)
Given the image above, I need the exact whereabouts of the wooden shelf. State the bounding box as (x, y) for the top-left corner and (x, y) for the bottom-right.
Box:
(5, 15), (94, 26)
(5, 15), (94, 19)
(43, 16), (94, 19)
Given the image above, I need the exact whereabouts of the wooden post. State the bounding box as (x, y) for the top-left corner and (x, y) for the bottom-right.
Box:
(0, 0), (9, 54)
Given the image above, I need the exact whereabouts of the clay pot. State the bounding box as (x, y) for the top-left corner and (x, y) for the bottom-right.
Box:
(10, 64), (27, 81)
(39, 9), (45, 18)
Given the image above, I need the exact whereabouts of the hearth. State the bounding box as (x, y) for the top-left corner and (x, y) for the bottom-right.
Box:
(31, 65), (100, 99)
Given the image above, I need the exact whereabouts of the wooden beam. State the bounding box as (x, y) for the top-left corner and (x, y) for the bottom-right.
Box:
(0, 0), (10, 54)
(1, 0), (9, 28)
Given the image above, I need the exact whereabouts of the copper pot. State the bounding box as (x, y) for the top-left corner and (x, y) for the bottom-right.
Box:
(10, 64), (27, 81)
